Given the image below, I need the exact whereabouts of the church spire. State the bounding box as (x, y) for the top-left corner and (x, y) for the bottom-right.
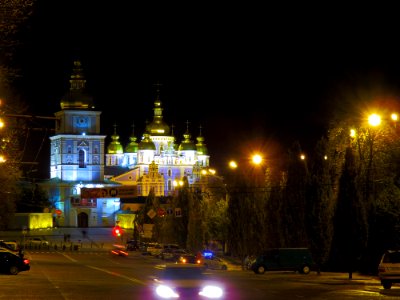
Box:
(60, 60), (94, 110)
(145, 82), (170, 136)
(125, 123), (139, 153)
(107, 123), (123, 154)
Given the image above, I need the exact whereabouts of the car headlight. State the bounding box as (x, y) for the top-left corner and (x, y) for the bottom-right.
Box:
(155, 285), (179, 299)
(199, 285), (224, 298)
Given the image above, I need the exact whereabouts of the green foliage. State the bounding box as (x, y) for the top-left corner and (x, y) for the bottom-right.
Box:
(0, 0), (36, 86)
(15, 181), (50, 212)
(186, 191), (204, 252)
(330, 147), (368, 271)
(280, 141), (309, 247)
(305, 138), (335, 266)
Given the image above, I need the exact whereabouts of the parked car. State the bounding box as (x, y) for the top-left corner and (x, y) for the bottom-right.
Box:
(25, 237), (49, 247)
(250, 248), (317, 275)
(378, 249), (400, 289)
(0, 248), (30, 275)
(161, 248), (188, 261)
(155, 244), (181, 258)
(203, 256), (228, 270)
(0, 240), (20, 253)
(125, 239), (139, 251)
(148, 243), (163, 256)
(150, 263), (224, 299)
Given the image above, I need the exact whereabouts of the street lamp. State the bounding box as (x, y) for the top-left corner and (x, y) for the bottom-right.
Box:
(226, 152), (267, 192)
(368, 113), (381, 127)
(252, 154), (262, 165)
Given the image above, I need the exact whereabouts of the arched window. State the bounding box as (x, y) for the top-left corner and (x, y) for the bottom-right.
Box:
(79, 149), (86, 168)
(168, 180), (172, 191)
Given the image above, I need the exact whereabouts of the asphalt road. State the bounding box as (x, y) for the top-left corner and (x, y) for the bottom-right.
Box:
(1, 248), (396, 300)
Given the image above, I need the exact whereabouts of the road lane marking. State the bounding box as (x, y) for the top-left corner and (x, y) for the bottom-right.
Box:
(59, 252), (78, 262)
(86, 265), (146, 285)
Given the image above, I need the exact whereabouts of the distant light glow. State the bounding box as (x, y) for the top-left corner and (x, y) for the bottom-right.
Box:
(300, 154), (306, 160)
(350, 129), (356, 137)
(173, 180), (184, 187)
(392, 113), (398, 121)
(229, 160), (238, 169)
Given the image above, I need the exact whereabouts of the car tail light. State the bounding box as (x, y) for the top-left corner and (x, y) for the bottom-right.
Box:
(23, 259), (30, 265)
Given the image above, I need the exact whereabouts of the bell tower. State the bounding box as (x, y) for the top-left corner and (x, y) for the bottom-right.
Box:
(50, 60), (106, 181)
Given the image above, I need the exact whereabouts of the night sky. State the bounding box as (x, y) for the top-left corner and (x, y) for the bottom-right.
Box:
(11, 2), (400, 178)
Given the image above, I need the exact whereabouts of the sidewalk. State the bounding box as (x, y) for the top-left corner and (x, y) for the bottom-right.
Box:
(0, 227), (124, 252)
(221, 256), (380, 285)
(294, 271), (380, 286)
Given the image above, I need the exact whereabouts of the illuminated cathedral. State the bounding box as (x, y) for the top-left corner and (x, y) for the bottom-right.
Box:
(105, 90), (210, 197)
(39, 60), (211, 228)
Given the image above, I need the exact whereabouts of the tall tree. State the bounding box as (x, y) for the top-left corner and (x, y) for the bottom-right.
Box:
(280, 141), (309, 247)
(16, 181), (50, 212)
(186, 190), (204, 253)
(305, 138), (335, 270)
(331, 147), (368, 277)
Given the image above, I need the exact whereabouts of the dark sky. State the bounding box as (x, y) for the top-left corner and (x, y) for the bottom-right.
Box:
(12, 2), (400, 177)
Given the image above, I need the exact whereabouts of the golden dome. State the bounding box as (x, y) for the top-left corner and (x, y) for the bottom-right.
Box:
(139, 133), (156, 150)
(60, 61), (95, 110)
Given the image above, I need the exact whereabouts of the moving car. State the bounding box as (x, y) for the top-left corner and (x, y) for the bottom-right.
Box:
(250, 248), (316, 274)
(110, 244), (128, 257)
(178, 254), (202, 265)
(203, 256), (228, 270)
(0, 248), (30, 275)
(151, 263), (224, 299)
(378, 249), (400, 289)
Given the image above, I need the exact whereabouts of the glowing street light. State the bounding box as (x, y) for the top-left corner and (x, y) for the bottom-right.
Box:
(251, 154), (262, 165)
(368, 113), (381, 127)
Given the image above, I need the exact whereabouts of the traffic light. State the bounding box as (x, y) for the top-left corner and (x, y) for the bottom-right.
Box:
(112, 225), (122, 237)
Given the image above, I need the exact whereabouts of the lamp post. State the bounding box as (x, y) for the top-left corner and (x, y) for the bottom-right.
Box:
(226, 152), (267, 195)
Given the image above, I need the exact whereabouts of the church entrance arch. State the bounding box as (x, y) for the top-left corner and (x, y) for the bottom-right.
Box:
(78, 212), (89, 228)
